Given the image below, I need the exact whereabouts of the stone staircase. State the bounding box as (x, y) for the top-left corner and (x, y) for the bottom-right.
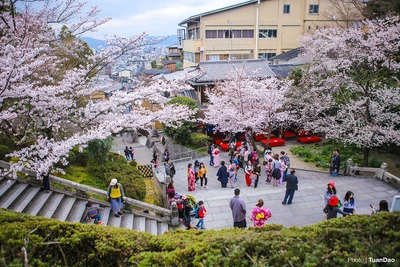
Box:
(0, 176), (169, 235)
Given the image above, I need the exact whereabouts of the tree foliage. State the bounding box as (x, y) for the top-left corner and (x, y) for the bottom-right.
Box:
(363, 0), (400, 19)
(163, 96), (199, 145)
(288, 17), (400, 166)
(0, 0), (194, 177)
(202, 64), (291, 149)
(0, 209), (398, 266)
(86, 136), (114, 164)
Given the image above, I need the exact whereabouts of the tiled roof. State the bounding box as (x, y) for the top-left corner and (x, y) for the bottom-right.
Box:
(269, 48), (300, 61)
(179, 0), (258, 25)
(143, 69), (172, 75)
(166, 53), (181, 57)
(191, 59), (276, 83)
(269, 64), (295, 78)
(162, 60), (181, 65)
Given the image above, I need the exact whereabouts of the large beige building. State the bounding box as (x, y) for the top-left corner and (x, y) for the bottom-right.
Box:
(178, 0), (364, 68)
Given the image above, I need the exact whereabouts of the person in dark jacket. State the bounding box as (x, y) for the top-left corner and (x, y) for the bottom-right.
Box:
(330, 149), (341, 177)
(216, 161), (228, 188)
(282, 169), (298, 205)
(323, 196), (352, 220)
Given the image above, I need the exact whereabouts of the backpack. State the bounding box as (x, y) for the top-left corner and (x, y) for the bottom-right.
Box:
(194, 206), (199, 218)
(283, 155), (290, 166)
(87, 207), (98, 217)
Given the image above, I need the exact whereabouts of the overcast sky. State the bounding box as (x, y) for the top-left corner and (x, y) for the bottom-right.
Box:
(83, 0), (245, 39)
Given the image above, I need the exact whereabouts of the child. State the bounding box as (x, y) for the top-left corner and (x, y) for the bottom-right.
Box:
(195, 201), (207, 230)
(85, 202), (104, 225)
(250, 199), (272, 227)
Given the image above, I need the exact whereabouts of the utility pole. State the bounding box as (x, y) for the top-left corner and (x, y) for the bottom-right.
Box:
(255, 0), (261, 59)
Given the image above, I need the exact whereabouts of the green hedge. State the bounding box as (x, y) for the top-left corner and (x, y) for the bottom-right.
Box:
(189, 132), (210, 148)
(0, 209), (398, 266)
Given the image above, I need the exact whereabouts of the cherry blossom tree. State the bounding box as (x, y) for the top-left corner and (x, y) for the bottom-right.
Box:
(288, 16), (400, 166)
(201, 64), (291, 150)
(0, 0), (194, 177)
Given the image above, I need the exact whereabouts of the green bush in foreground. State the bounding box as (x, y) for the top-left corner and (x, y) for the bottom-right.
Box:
(0, 209), (398, 266)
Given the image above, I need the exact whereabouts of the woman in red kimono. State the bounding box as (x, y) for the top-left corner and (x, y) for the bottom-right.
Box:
(187, 163), (196, 191)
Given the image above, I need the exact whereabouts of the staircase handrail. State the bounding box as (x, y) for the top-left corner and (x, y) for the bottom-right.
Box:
(0, 160), (171, 222)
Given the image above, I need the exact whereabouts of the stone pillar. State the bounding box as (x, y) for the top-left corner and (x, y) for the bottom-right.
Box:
(344, 158), (354, 176)
(170, 202), (179, 227)
(380, 163), (388, 182)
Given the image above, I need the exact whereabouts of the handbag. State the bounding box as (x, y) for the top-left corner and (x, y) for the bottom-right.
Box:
(337, 200), (343, 208)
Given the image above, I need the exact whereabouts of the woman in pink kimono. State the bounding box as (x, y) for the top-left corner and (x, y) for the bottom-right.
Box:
(187, 163), (196, 191)
(250, 199), (272, 227)
(212, 147), (220, 167)
(279, 157), (286, 185)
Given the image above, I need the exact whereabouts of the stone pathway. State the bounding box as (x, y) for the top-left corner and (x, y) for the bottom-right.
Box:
(112, 135), (399, 230)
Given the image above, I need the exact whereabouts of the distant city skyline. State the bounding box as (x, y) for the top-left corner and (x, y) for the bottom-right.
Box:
(83, 0), (245, 39)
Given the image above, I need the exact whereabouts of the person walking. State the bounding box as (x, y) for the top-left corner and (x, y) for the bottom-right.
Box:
(228, 159), (237, 188)
(187, 163), (196, 192)
(323, 196), (352, 220)
(216, 161), (228, 188)
(163, 149), (170, 162)
(107, 178), (125, 218)
(208, 143), (214, 166)
(164, 160), (171, 178)
(272, 154), (282, 187)
(250, 199), (272, 227)
(169, 162), (176, 180)
(130, 147), (134, 161)
(282, 169), (299, 205)
(265, 158), (273, 184)
(330, 149), (341, 177)
(212, 146), (221, 167)
(41, 171), (51, 193)
(198, 162), (208, 189)
(324, 181), (337, 205)
(280, 151), (290, 178)
(124, 146), (130, 161)
(194, 160), (200, 185)
(229, 188), (247, 228)
(253, 163), (261, 188)
(195, 200), (207, 230)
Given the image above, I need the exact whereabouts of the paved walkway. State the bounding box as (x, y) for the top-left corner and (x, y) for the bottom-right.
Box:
(112, 135), (399, 230)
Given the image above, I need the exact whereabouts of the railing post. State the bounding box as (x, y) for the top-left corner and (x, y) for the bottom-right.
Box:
(170, 202), (179, 227)
(344, 158), (353, 176)
(380, 163), (388, 181)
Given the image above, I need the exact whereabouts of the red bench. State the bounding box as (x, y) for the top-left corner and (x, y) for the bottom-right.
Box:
(283, 131), (296, 140)
(260, 138), (285, 147)
(297, 136), (322, 144)
(220, 141), (242, 151)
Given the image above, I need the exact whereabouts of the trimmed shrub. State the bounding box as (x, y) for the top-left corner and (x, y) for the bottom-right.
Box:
(0, 209), (398, 266)
(189, 132), (210, 148)
(88, 161), (146, 200)
(67, 146), (88, 167)
(129, 160), (138, 168)
(0, 145), (12, 160)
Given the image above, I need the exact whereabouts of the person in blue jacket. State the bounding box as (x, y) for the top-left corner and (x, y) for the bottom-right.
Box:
(216, 161), (228, 188)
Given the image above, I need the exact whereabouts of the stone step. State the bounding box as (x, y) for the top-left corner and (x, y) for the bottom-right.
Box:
(121, 213), (134, 230)
(101, 207), (111, 225)
(38, 193), (64, 218)
(53, 196), (76, 221)
(0, 179), (16, 197)
(11, 186), (41, 212)
(0, 183), (29, 209)
(146, 219), (158, 235)
(134, 216), (146, 232)
(108, 212), (122, 228)
(157, 222), (169, 235)
(25, 190), (53, 216)
(67, 199), (87, 223)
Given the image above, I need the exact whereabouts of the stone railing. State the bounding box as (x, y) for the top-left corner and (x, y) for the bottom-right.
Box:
(345, 159), (400, 187)
(0, 160), (174, 224)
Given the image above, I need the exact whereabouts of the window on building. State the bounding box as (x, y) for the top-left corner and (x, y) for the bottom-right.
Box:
(258, 53), (277, 60)
(184, 51), (195, 63)
(242, 30), (254, 38)
(208, 55), (220, 61)
(224, 30), (232, 38)
(206, 30), (218, 38)
(309, 4), (319, 14)
(283, 4), (290, 14)
(259, 29), (277, 38)
(188, 29), (197, 39)
(232, 30), (242, 38)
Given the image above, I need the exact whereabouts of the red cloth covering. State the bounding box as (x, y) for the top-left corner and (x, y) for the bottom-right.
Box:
(297, 136), (322, 144)
(283, 131), (296, 140)
(213, 138), (223, 145)
(260, 138), (285, 147)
